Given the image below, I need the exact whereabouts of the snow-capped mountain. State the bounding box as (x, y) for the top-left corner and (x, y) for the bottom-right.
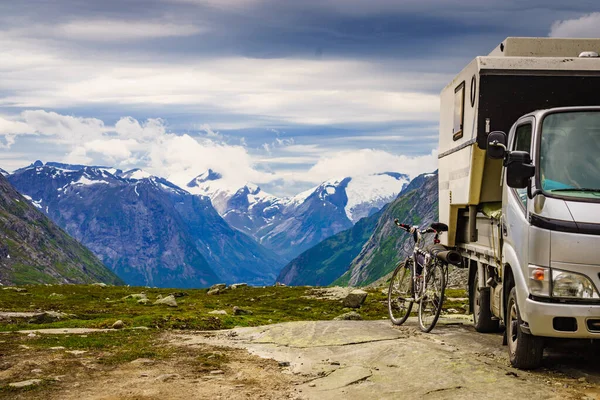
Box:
(8, 161), (283, 287)
(187, 169), (410, 261)
(0, 168), (9, 177)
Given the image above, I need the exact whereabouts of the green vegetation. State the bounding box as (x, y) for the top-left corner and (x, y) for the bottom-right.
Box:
(0, 283), (467, 332)
(0, 283), (467, 397)
(278, 210), (382, 286)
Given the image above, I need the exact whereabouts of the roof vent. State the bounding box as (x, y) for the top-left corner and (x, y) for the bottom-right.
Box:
(579, 51), (599, 58)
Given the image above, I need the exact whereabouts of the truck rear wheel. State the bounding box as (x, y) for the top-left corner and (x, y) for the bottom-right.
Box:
(506, 287), (544, 369)
(472, 268), (500, 333)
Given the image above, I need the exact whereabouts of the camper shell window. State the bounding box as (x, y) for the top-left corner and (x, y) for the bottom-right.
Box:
(453, 81), (465, 141)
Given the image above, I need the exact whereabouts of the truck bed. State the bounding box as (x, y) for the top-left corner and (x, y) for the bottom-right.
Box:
(455, 207), (502, 266)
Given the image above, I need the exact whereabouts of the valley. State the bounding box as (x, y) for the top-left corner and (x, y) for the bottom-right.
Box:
(4, 161), (424, 288)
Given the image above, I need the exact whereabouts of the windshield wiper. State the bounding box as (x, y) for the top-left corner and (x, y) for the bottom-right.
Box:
(550, 188), (600, 193)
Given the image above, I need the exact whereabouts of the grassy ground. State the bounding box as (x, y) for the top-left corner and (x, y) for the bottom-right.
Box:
(0, 284), (468, 398)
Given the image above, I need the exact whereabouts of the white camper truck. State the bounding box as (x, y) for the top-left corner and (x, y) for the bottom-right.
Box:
(438, 37), (600, 369)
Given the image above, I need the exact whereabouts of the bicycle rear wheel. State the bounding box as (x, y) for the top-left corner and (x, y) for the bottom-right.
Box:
(418, 262), (446, 333)
(388, 259), (414, 326)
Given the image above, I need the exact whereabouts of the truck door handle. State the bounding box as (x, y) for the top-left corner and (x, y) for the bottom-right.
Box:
(502, 223), (508, 237)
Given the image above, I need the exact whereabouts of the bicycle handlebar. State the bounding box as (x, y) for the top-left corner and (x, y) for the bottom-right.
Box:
(394, 218), (436, 235)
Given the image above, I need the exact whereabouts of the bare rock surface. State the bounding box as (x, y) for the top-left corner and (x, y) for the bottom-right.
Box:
(173, 318), (599, 400)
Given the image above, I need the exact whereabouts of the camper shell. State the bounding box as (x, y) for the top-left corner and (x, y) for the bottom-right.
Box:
(438, 37), (600, 248)
(437, 37), (600, 369)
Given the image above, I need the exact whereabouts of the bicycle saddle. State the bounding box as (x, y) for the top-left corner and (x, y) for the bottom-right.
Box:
(431, 222), (449, 232)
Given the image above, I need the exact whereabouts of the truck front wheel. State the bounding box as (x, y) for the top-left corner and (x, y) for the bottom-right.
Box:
(472, 268), (500, 333)
(506, 287), (544, 369)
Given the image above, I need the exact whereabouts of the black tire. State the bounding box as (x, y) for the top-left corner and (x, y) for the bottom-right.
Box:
(418, 262), (446, 333)
(388, 259), (414, 326)
(506, 287), (544, 369)
(472, 267), (500, 333)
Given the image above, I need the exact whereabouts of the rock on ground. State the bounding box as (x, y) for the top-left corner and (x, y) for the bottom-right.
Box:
(9, 379), (42, 388)
(123, 293), (147, 300)
(231, 283), (248, 289)
(342, 289), (368, 308)
(208, 310), (228, 315)
(233, 306), (253, 315)
(112, 320), (124, 329)
(154, 295), (177, 307)
(333, 311), (362, 321)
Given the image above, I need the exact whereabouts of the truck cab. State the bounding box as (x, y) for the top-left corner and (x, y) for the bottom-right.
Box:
(438, 38), (600, 369)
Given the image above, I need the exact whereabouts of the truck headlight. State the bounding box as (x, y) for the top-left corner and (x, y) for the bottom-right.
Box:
(552, 269), (600, 299)
(528, 265), (550, 297)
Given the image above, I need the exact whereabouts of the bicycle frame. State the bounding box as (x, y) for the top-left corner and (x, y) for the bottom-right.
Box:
(394, 219), (443, 303)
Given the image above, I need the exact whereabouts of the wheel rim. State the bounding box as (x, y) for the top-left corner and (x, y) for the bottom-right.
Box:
(508, 297), (519, 355)
(388, 261), (413, 324)
(419, 263), (444, 331)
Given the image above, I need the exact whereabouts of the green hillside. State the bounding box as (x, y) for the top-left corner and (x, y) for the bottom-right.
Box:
(276, 209), (381, 286)
(0, 174), (123, 286)
(334, 172), (438, 286)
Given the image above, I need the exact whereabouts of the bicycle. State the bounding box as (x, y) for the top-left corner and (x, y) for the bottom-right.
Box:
(387, 219), (462, 332)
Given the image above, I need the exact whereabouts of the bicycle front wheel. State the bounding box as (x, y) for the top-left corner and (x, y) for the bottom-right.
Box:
(418, 262), (446, 333)
(388, 259), (414, 326)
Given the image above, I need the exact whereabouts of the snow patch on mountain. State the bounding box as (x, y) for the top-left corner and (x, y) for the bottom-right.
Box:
(22, 194), (44, 210)
(122, 168), (152, 180)
(75, 176), (110, 186)
(344, 173), (409, 222)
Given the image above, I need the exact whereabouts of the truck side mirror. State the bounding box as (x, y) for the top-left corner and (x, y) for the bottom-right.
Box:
(506, 151), (535, 189)
(487, 131), (508, 159)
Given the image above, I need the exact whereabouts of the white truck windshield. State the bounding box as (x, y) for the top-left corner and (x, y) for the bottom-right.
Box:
(540, 111), (600, 200)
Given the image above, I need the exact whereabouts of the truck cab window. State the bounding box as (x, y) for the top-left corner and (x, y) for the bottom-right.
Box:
(540, 111), (600, 198)
(453, 82), (465, 141)
(513, 123), (533, 206)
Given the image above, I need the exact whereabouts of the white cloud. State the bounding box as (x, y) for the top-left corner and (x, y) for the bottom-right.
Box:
(0, 117), (31, 135)
(57, 20), (206, 42)
(115, 117), (166, 141)
(549, 13), (600, 38)
(297, 148), (438, 183)
(0, 35), (441, 125)
(64, 147), (93, 165)
(22, 110), (106, 142)
(146, 133), (272, 188)
(1, 108), (439, 195)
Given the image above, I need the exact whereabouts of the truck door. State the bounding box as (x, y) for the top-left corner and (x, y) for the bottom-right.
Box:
(503, 118), (534, 298)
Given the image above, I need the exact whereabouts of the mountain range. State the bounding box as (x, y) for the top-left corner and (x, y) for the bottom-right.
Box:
(277, 171), (439, 287)
(5, 160), (418, 288)
(8, 162), (282, 288)
(0, 173), (122, 286)
(186, 170), (409, 261)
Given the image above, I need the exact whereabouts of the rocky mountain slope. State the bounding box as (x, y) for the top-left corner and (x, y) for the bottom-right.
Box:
(8, 162), (283, 287)
(276, 171), (438, 287)
(186, 170), (409, 261)
(335, 172), (438, 286)
(0, 173), (122, 286)
(275, 208), (382, 286)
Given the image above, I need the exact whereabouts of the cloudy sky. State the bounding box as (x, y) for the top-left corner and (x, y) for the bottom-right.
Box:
(1, 1), (599, 195)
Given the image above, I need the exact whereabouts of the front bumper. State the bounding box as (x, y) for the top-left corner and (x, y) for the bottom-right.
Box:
(524, 297), (600, 338)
